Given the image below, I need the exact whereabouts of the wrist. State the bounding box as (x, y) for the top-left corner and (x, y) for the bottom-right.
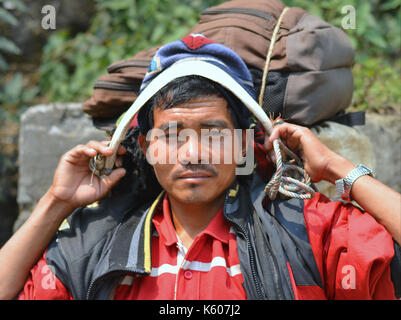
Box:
(35, 189), (76, 226)
(324, 153), (356, 184)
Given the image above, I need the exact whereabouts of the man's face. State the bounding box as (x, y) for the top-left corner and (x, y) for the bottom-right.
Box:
(140, 95), (244, 205)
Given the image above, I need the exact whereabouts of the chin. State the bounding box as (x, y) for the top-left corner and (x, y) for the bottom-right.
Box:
(170, 183), (221, 204)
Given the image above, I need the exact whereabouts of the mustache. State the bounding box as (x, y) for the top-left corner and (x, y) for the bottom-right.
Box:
(171, 163), (218, 180)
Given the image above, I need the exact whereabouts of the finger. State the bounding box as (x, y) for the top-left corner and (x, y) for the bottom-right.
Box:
(115, 156), (124, 168)
(99, 168), (126, 191)
(82, 147), (97, 158)
(269, 122), (303, 143)
(117, 145), (127, 155)
(285, 125), (311, 153)
(86, 140), (113, 156)
(264, 124), (288, 149)
(64, 144), (96, 162)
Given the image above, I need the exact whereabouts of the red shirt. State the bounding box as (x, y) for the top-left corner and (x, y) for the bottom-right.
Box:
(113, 194), (246, 299)
(18, 195), (246, 300)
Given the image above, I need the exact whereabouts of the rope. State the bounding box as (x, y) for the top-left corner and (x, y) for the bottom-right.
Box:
(264, 139), (316, 200)
(258, 6), (289, 106)
(258, 7), (315, 200)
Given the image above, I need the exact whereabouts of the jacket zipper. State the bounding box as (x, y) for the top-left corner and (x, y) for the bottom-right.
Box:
(93, 80), (140, 92)
(86, 195), (162, 300)
(86, 269), (125, 300)
(224, 215), (265, 300)
(202, 7), (272, 21)
(256, 216), (286, 300)
(86, 269), (147, 300)
(107, 60), (150, 73)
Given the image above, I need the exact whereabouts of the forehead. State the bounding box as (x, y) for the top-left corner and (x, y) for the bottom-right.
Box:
(152, 96), (233, 127)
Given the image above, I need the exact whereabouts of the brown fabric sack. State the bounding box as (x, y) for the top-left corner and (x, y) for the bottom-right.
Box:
(83, 46), (159, 130)
(83, 0), (361, 131)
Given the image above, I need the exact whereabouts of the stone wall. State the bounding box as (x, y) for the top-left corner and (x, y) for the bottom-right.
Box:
(311, 114), (401, 199)
(9, 103), (401, 233)
(359, 114), (401, 192)
(14, 103), (105, 231)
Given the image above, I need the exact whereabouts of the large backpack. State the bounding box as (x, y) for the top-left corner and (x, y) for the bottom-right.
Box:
(82, 0), (364, 132)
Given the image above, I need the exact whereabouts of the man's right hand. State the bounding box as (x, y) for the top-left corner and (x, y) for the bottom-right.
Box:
(0, 140), (127, 300)
(47, 141), (127, 214)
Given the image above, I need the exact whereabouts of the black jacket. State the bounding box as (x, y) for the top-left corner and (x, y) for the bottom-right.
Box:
(45, 174), (400, 299)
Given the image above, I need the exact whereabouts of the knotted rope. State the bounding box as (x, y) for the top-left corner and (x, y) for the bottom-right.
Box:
(264, 123), (316, 200)
(259, 7), (315, 200)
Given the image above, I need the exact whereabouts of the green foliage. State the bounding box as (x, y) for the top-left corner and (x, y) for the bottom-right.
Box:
(0, 73), (39, 121)
(39, 0), (225, 103)
(0, 0), (27, 70)
(352, 57), (401, 112)
(0, 0), (37, 122)
(36, 0), (401, 111)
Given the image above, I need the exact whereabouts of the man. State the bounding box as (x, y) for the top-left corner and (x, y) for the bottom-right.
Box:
(0, 35), (400, 300)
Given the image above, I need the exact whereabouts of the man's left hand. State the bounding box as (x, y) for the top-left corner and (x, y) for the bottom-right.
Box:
(263, 121), (354, 184)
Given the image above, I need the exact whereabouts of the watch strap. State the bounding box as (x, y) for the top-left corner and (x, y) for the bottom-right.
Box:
(335, 164), (374, 201)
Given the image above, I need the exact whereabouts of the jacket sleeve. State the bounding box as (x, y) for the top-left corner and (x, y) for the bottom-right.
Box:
(303, 192), (400, 300)
(17, 251), (73, 300)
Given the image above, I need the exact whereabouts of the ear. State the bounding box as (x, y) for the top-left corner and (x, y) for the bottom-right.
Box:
(138, 134), (148, 155)
(233, 128), (249, 165)
(241, 129), (248, 157)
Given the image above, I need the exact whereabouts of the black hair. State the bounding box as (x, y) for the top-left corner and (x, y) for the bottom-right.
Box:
(138, 75), (241, 133)
(113, 75), (246, 197)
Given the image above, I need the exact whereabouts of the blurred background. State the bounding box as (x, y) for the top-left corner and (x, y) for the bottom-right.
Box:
(0, 0), (400, 246)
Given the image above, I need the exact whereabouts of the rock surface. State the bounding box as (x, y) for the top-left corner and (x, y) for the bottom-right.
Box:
(14, 103), (105, 231)
(308, 114), (400, 199)
(312, 121), (376, 200)
(359, 113), (401, 193)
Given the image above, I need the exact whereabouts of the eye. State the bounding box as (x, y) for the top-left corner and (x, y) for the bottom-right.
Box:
(206, 129), (225, 137)
(164, 131), (177, 138)
(164, 132), (180, 146)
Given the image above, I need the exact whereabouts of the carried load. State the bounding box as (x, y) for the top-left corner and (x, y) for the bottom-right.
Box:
(82, 0), (363, 132)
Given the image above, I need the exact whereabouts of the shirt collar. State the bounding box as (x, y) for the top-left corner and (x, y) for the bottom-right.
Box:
(201, 207), (231, 244)
(152, 194), (178, 246)
(152, 194), (231, 246)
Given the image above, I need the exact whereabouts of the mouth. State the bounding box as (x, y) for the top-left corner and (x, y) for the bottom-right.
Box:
(176, 170), (215, 182)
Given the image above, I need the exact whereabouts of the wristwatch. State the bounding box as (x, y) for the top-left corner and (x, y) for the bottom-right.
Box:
(335, 164), (374, 201)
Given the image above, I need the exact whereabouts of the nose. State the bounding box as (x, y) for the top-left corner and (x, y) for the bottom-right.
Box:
(177, 130), (201, 165)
